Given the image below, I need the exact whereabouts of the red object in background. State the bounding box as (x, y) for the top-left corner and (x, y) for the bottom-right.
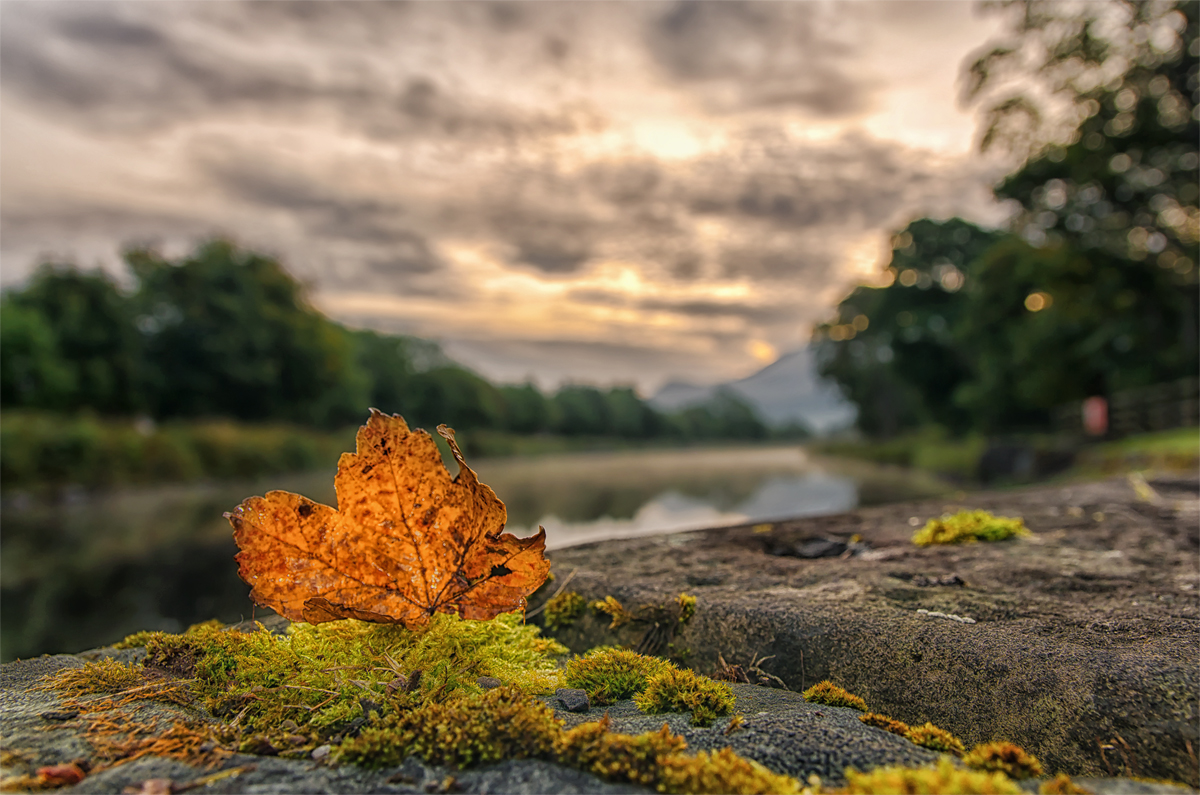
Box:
(1083, 396), (1108, 436)
(37, 763), (86, 787)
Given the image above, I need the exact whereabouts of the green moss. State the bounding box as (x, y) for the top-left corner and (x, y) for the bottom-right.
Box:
(963, 742), (1043, 779)
(1039, 774), (1093, 794)
(676, 593), (696, 625)
(840, 758), (1021, 794)
(335, 685), (561, 768)
(633, 667), (735, 727)
(905, 722), (966, 756)
(111, 631), (161, 650)
(564, 648), (670, 706)
(555, 718), (799, 794)
(802, 681), (868, 712)
(544, 591), (586, 630)
(113, 619), (225, 650)
(591, 596), (634, 629)
(912, 510), (1029, 546)
(134, 611), (566, 742)
(859, 712), (910, 737)
(44, 658), (143, 697)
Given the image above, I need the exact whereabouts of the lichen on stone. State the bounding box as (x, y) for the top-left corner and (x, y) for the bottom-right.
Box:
(544, 591), (587, 630)
(837, 757), (1021, 794)
(912, 510), (1029, 546)
(963, 741), (1044, 779)
(633, 666), (735, 727)
(802, 681), (868, 712)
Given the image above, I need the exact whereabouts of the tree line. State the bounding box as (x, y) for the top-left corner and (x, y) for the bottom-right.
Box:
(1, 240), (768, 442)
(817, 0), (1198, 438)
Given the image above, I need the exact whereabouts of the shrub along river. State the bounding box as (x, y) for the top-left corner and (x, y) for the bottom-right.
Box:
(0, 444), (952, 661)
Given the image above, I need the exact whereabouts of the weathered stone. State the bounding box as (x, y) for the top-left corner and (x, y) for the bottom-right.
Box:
(554, 687), (589, 713)
(2, 475), (1195, 793)
(535, 474), (1200, 787)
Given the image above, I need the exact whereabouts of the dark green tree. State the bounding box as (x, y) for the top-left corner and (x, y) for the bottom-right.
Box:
(402, 366), (505, 431)
(499, 382), (555, 434)
(1, 264), (142, 413)
(669, 389), (767, 441)
(604, 386), (663, 439)
(820, 1), (1197, 437)
(964, 0), (1198, 409)
(126, 239), (367, 426)
(0, 294), (77, 409)
(815, 219), (1005, 436)
(552, 385), (612, 436)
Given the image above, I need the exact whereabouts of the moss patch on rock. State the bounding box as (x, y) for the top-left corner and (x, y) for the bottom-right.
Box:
(556, 716), (800, 794)
(334, 685), (560, 768)
(564, 648), (671, 706)
(633, 666), (735, 727)
(836, 757), (1021, 794)
(905, 722), (967, 756)
(802, 681), (868, 712)
(964, 741), (1044, 779)
(912, 510), (1029, 546)
(544, 592), (587, 630)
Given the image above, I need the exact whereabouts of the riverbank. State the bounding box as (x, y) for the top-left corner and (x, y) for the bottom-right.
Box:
(1, 411), (809, 493)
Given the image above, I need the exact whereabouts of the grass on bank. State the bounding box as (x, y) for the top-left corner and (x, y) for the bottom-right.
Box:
(2, 411), (790, 492)
(0, 411), (356, 490)
(812, 425), (1198, 484)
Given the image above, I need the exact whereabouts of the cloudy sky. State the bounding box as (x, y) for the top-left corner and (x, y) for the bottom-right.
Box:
(0, 1), (1018, 392)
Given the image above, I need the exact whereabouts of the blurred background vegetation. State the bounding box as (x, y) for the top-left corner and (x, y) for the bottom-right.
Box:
(0, 239), (779, 489)
(2, 0), (1196, 491)
(813, 0), (1198, 473)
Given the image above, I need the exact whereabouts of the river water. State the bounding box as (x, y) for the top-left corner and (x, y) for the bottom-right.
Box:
(0, 445), (950, 661)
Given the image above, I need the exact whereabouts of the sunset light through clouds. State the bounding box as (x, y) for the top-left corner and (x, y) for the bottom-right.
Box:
(1, 1), (1017, 391)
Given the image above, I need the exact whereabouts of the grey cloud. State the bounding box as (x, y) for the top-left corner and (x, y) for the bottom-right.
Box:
(567, 288), (801, 324)
(648, 2), (871, 116)
(441, 336), (745, 391)
(0, 2), (594, 142)
(198, 151), (443, 274)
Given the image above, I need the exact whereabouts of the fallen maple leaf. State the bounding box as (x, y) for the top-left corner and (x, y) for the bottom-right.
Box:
(226, 410), (549, 627)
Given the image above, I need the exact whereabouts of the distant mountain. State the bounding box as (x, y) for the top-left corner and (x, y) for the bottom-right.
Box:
(651, 348), (856, 434)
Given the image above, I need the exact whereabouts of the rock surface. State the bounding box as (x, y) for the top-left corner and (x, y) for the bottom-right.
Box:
(534, 474), (1200, 787)
(2, 652), (1189, 794)
(0, 474), (1196, 793)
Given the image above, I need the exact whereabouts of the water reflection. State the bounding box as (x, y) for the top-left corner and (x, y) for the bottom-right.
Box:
(0, 445), (949, 661)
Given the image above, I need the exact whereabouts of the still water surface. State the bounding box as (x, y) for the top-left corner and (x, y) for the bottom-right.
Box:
(0, 445), (950, 661)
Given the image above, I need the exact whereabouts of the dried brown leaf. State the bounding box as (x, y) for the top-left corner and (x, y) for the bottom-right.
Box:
(226, 410), (549, 627)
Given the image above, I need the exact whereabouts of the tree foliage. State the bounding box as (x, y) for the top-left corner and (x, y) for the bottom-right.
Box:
(818, 0), (1198, 437)
(2, 238), (767, 442)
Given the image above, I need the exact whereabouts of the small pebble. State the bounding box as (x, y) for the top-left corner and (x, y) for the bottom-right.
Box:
(311, 744), (333, 761)
(39, 710), (80, 721)
(554, 687), (590, 713)
(476, 676), (502, 690)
